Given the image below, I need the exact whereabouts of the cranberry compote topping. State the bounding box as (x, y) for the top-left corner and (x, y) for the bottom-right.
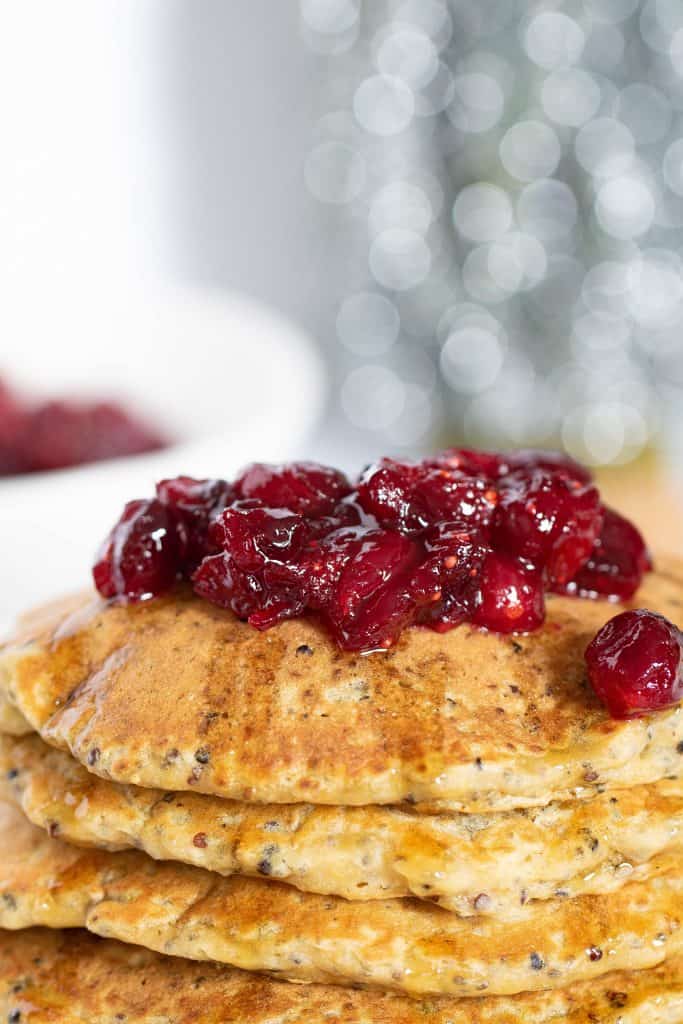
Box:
(92, 449), (654, 665)
(93, 499), (180, 602)
(585, 609), (683, 718)
(0, 381), (29, 475)
(0, 375), (167, 476)
(15, 400), (166, 472)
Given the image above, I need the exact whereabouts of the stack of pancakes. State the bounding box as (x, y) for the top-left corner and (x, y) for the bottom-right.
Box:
(0, 565), (680, 1022)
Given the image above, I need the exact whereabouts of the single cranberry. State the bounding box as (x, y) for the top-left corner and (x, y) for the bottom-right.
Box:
(412, 523), (489, 631)
(192, 503), (311, 628)
(303, 526), (367, 610)
(17, 401), (166, 472)
(210, 502), (310, 573)
(414, 469), (498, 532)
(325, 530), (422, 650)
(92, 499), (180, 601)
(470, 552), (545, 633)
(193, 553), (306, 629)
(494, 469), (603, 586)
(235, 462), (351, 517)
(156, 476), (234, 569)
(562, 507), (651, 600)
(357, 459), (428, 533)
(585, 609), (683, 718)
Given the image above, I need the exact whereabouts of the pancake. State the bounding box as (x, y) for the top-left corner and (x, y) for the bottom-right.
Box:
(1, 930), (682, 1024)
(1, 565), (683, 811)
(2, 732), (681, 919)
(0, 800), (680, 997)
(0, 693), (30, 736)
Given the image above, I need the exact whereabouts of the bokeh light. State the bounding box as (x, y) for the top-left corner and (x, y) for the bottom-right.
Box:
(303, 0), (683, 464)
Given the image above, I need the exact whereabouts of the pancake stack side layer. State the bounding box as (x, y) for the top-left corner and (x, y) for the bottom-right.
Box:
(0, 567), (680, 1019)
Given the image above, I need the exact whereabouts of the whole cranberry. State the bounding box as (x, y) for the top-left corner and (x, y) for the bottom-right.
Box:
(471, 552), (545, 633)
(414, 469), (498, 532)
(210, 502), (310, 572)
(93, 498), (181, 601)
(192, 502), (311, 627)
(193, 553), (306, 629)
(235, 462), (351, 517)
(585, 609), (683, 719)
(412, 523), (489, 631)
(562, 507), (651, 600)
(494, 469), (602, 586)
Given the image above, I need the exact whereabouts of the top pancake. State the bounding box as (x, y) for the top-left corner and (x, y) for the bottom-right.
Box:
(1, 566), (682, 810)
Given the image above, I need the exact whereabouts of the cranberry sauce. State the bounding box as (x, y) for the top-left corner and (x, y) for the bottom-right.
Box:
(92, 450), (654, 658)
(0, 376), (166, 475)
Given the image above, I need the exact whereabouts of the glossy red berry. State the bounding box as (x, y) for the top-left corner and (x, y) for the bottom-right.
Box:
(585, 609), (683, 718)
(210, 502), (310, 572)
(562, 507), (651, 600)
(428, 448), (506, 479)
(471, 552), (545, 633)
(357, 459), (428, 533)
(92, 499), (180, 602)
(411, 523), (488, 631)
(505, 449), (592, 484)
(324, 529), (422, 651)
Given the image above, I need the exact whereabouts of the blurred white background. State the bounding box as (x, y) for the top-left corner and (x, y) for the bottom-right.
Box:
(0, 1), (332, 619)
